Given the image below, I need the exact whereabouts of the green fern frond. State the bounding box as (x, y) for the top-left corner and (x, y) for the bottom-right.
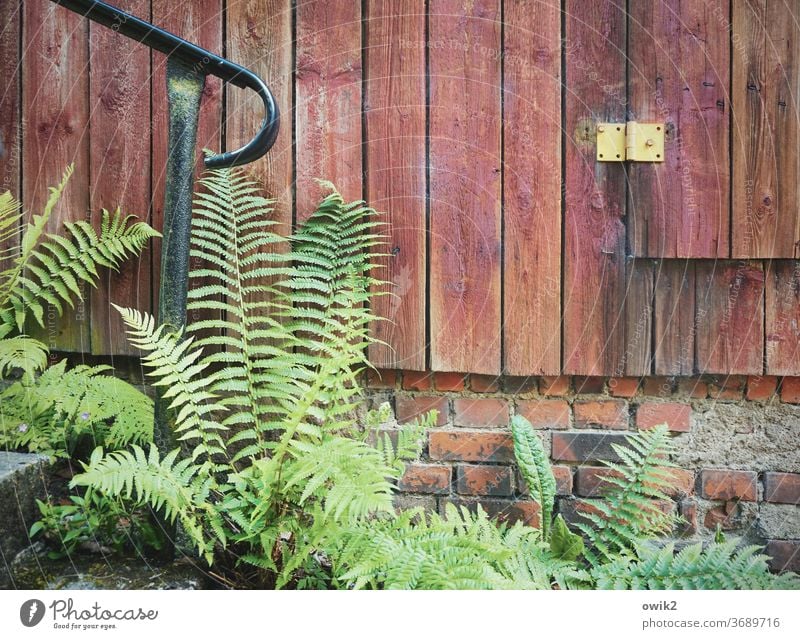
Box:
(0, 335), (48, 378)
(511, 415), (556, 539)
(576, 426), (678, 566)
(594, 539), (800, 590)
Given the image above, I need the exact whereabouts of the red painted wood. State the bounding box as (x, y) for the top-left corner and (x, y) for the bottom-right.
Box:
(733, 0), (800, 258)
(623, 259), (653, 376)
(0, 0), (21, 273)
(695, 261), (764, 375)
(503, 0), (561, 375)
(89, 0), (151, 356)
(23, 0), (91, 351)
(227, 0), (292, 236)
(365, 0), (426, 371)
(563, 0), (627, 375)
(653, 260), (696, 376)
(628, 0), (730, 258)
(766, 261), (800, 375)
(295, 1), (362, 221)
(429, 0), (502, 375)
(151, 1), (223, 319)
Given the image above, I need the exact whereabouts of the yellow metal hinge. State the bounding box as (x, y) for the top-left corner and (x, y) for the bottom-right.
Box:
(596, 122), (664, 162)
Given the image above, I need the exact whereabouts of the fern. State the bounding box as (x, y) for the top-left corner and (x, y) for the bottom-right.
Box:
(576, 425), (678, 567)
(594, 539), (800, 590)
(511, 415), (556, 539)
(0, 360), (152, 459)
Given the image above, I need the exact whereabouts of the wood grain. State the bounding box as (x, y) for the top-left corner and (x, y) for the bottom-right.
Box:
(365, 0), (427, 370)
(622, 259), (654, 376)
(227, 0), (292, 234)
(503, 0), (561, 375)
(0, 0), (21, 272)
(295, 1), (362, 220)
(429, 0), (502, 375)
(23, 0), (91, 352)
(151, 1), (223, 320)
(695, 261), (764, 374)
(563, 0), (627, 375)
(88, 0), (151, 356)
(653, 260), (696, 375)
(766, 261), (800, 375)
(628, 0), (730, 258)
(732, 0), (800, 258)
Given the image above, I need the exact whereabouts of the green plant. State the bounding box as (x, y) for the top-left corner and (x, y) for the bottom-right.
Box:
(511, 416), (798, 590)
(0, 166), (157, 459)
(30, 489), (163, 559)
(1, 360), (152, 459)
(72, 168), (426, 585)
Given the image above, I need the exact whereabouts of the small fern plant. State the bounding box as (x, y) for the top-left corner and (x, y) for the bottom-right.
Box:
(511, 416), (798, 590)
(71, 167), (435, 585)
(0, 166), (157, 458)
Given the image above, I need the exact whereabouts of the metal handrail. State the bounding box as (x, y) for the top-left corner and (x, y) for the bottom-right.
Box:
(52, 0), (280, 168)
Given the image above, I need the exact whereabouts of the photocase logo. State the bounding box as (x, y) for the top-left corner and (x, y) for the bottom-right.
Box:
(20, 599), (45, 627)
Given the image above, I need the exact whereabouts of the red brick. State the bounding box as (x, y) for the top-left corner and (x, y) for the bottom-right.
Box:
(402, 371), (433, 391)
(453, 398), (509, 428)
(574, 400), (628, 430)
(573, 376), (605, 394)
(678, 377), (708, 399)
(457, 465), (512, 496)
(746, 375), (778, 401)
(609, 377), (639, 398)
(636, 402), (691, 432)
(395, 395), (448, 427)
(575, 467), (623, 497)
(766, 540), (800, 573)
(470, 374), (501, 393)
(429, 430), (514, 463)
(780, 377), (800, 404)
(704, 501), (739, 530)
(516, 399), (570, 429)
(660, 468), (695, 498)
(503, 376), (538, 395)
(699, 469), (757, 501)
(434, 372), (466, 392)
(540, 376), (570, 396)
(551, 432), (629, 463)
(443, 497), (540, 527)
(399, 464), (451, 494)
(393, 494), (437, 514)
(366, 368), (397, 389)
(708, 375), (745, 400)
(763, 472), (800, 505)
(560, 497), (674, 528)
(642, 376), (673, 397)
(679, 499), (697, 535)
(518, 465), (573, 497)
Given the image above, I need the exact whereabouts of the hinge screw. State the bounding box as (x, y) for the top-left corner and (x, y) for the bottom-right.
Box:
(646, 138), (655, 147)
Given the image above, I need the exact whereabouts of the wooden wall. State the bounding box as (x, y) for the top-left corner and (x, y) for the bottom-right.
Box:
(2, 0), (799, 376)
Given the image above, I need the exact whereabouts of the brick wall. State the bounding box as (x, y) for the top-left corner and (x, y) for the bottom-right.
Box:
(365, 370), (800, 573)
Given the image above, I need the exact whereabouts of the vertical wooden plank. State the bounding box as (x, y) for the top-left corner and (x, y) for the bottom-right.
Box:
(23, 0), (90, 352)
(695, 261), (764, 374)
(628, 0), (730, 258)
(0, 0), (21, 276)
(0, 0), (21, 204)
(296, 2), (362, 220)
(365, 0), (426, 371)
(89, 0), (152, 356)
(151, 1), (223, 319)
(766, 261), (800, 375)
(732, 0), (800, 258)
(653, 260), (696, 376)
(227, 0), (292, 236)
(503, 0), (561, 375)
(429, 0), (502, 375)
(622, 259), (653, 376)
(563, 0), (627, 375)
